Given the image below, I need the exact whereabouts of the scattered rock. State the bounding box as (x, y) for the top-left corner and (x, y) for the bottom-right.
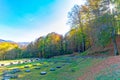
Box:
(40, 71), (47, 75)
(3, 74), (18, 80)
(2, 74), (11, 80)
(30, 59), (33, 62)
(2, 71), (10, 75)
(1, 64), (4, 66)
(56, 66), (61, 68)
(34, 67), (40, 69)
(10, 68), (21, 74)
(25, 70), (31, 72)
(10, 74), (18, 79)
(18, 61), (21, 64)
(36, 58), (40, 61)
(24, 65), (29, 68)
(10, 62), (13, 65)
(50, 68), (55, 71)
(24, 60), (28, 63)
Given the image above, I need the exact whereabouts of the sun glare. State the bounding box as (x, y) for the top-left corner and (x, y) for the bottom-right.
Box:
(109, 3), (115, 13)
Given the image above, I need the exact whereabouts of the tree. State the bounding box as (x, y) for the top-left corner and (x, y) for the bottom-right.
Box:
(86, 0), (119, 55)
(68, 5), (86, 52)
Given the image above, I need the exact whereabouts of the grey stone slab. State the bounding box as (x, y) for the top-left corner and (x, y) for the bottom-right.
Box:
(40, 71), (47, 75)
(34, 67), (40, 69)
(56, 66), (61, 68)
(25, 70), (31, 72)
(50, 68), (55, 71)
(10, 68), (21, 74)
(24, 66), (29, 68)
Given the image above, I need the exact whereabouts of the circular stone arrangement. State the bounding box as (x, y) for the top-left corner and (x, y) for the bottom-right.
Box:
(40, 71), (47, 75)
(1, 58), (67, 79)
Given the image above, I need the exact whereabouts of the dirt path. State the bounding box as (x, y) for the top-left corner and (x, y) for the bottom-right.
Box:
(78, 56), (120, 80)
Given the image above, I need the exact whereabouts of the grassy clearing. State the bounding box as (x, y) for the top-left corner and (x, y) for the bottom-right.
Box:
(0, 55), (105, 80)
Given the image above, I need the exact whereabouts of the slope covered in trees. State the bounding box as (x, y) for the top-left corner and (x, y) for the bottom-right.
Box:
(23, 0), (120, 58)
(0, 42), (21, 60)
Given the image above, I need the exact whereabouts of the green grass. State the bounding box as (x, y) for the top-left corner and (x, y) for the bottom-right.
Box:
(0, 55), (105, 80)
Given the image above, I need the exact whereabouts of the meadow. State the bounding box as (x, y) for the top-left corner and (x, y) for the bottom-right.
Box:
(0, 55), (105, 80)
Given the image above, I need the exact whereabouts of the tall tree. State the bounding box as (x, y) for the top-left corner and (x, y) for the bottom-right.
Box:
(68, 5), (86, 52)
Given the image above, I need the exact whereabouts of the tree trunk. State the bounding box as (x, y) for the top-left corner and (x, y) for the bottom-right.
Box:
(81, 32), (86, 52)
(111, 29), (119, 55)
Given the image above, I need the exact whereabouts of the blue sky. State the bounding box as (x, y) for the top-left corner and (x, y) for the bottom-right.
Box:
(0, 0), (86, 42)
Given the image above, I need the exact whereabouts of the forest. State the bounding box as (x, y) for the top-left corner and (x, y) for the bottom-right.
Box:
(0, 0), (120, 60)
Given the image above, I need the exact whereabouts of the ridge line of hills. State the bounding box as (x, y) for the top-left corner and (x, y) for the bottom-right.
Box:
(0, 39), (29, 47)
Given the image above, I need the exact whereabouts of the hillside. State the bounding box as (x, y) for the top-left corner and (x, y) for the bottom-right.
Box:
(78, 55), (120, 80)
(87, 35), (120, 56)
(0, 42), (18, 51)
(0, 42), (19, 59)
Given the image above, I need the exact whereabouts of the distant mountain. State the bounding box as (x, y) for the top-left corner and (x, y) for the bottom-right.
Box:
(0, 39), (29, 48)
(17, 42), (29, 48)
(0, 39), (5, 42)
(0, 39), (14, 42)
